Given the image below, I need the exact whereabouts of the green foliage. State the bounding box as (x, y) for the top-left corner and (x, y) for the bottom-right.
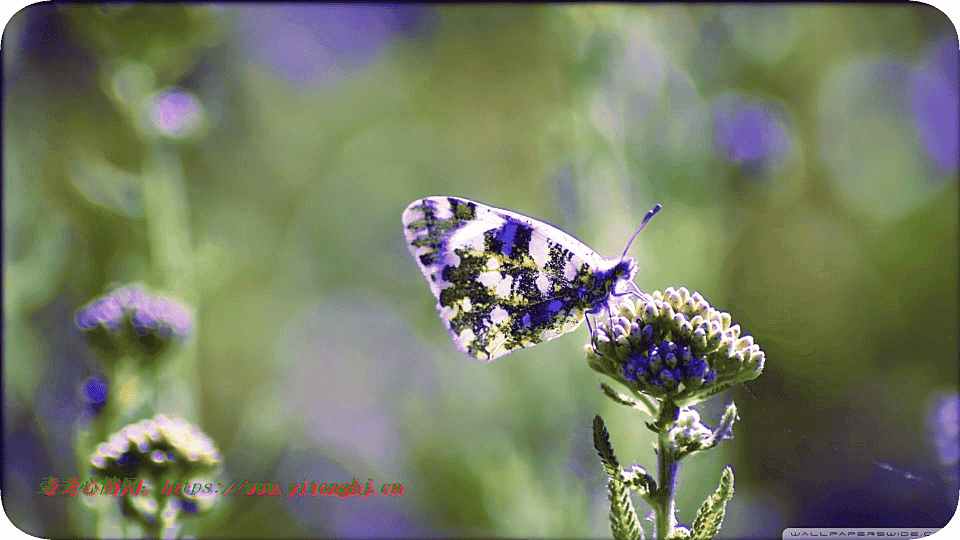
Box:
(60, 4), (223, 82)
(690, 467), (735, 540)
(594, 416), (645, 540)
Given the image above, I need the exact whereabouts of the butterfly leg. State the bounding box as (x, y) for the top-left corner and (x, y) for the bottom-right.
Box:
(618, 281), (650, 302)
(585, 313), (604, 357)
(610, 282), (646, 305)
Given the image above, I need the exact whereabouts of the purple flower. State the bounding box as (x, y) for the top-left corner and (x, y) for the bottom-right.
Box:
(82, 376), (108, 406)
(76, 284), (194, 358)
(911, 36), (959, 172)
(927, 392), (959, 467)
(147, 87), (205, 139)
(713, 97), (790, 175)
(79, 375), (109, 418)
(588, 288), (763, 405)
(76, 296), (125, 331)
(236, 4), (434, 87)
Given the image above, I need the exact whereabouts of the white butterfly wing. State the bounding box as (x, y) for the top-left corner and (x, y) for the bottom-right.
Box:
(402, 196), (622, 361)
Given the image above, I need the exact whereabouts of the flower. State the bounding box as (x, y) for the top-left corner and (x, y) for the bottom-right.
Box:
(144, 87), (206, 139)
(670, 408), (713, 449)
(927, 392), (959, 467)
(911, 36), (959, 173)
(81, 375), (108, 413)
(586, 287), (764, 405)
(668, 403), (738, 459)
(75, 295), (127, 354)
(90, 415), (221, 481)
(712, 96), (790, 175)
(236, 4), (434, 87)
(76, 283), (193, 358)
(90, 415), (221, 532)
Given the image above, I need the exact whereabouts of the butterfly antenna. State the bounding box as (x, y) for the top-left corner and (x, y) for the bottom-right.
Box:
(620, 204), (662, 261)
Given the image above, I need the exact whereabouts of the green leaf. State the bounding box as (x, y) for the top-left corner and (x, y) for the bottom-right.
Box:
(622, 464), (656, 498)
(593, 416), (644, 540)
(596, 382), (658, 417)
(690, 466), (735, 540)
(68, 148), (144, 218)
(593, 414), (621, 477)
(600, 382), (641, 408)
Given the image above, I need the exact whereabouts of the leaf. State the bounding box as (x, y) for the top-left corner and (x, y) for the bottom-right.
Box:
(690, 466), (735, 540)
(600, 382), (641, 409)
(622, 464), (656, 497)
(68, 147), (144, 218)
(593, 415), (621, 474)
(594, 416), (644, 540)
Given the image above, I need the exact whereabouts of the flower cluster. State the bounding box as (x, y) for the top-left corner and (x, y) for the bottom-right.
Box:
(76, 283), (192, 358)
(90, 415), (221, 481)
(90, 415), (221, 532)
(669, 405), (737, 459)
(587, 287), (764, 404)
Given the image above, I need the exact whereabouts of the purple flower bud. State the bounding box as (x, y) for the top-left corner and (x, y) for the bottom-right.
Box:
(148, 87), (205, 139)
(82, 376), (108, 406)
(713, 97), (790, 174)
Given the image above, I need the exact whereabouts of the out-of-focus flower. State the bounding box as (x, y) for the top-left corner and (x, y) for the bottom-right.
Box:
(712, 96), (790, 175)
(927, 392), (959, 468)
(90, 415), (220, 478)
(235, 4), (434, 87)
(90, 415), (221, 533)
(142, 87), (206, 140)
(81, 375), (108, 413)
(76, 283), (193, 358)
(911, 36), (959, 173)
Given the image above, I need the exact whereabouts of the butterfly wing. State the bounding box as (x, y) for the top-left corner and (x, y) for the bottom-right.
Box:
(402, 196), (612, 361)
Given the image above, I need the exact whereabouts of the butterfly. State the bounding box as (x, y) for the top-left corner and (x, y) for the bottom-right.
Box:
(402, 196), (661, 361)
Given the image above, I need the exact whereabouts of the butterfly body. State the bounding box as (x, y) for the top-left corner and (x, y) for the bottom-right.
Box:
(402, 196), (640, 361)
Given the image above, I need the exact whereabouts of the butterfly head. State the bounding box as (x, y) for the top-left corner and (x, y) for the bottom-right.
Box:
(613, 257), (637, 282)
(610, 256), (638, 297)
(583, 257), (638, 315)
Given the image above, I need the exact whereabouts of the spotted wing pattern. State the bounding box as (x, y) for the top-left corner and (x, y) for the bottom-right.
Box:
(402, 196), (637, 361)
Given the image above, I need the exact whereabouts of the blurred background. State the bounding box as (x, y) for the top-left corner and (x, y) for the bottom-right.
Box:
(3, 4), (958, 539)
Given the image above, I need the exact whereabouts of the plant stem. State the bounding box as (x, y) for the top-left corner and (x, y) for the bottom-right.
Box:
(654, 400), (680, 540)
(140, 140), (201, 422)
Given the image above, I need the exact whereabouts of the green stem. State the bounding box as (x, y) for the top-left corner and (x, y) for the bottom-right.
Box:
(140, 140), (200, 422)
(654, 400), (680, 540)
(76, 353), (158, 539)
(80, 99), (200, 540)
(75, 356), (155, 480)
(136, 133), (198, 540)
